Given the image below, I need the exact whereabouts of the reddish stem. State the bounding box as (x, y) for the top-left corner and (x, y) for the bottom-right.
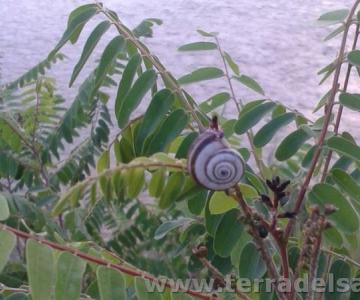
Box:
(1, 224), (216, 300)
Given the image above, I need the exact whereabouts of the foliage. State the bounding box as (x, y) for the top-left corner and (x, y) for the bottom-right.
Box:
(1, 1), (360, 300)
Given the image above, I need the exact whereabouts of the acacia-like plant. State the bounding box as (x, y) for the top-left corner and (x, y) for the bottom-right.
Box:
(1, 1), (360, 300)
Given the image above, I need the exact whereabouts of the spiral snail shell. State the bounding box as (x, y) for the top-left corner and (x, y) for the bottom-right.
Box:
(187, 124), (245, 191)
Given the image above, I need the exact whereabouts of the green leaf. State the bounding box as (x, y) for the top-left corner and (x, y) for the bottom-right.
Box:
(149, 169), (166, 197)
(178, 42), (217, 51)
(0, 230), (16, 273)
(172, 293), (193, 300)
(235, 102), (276, 134)
(178, 67), (224, 85)
(26, 240), (55, 300)
(70, 21), (111, 86)
(324, 24), (345, 41)
(197, 29), (217, 37)
(234, 74), (265, 95)
(332, 168), (360, 208)
(0, 194), (9, 221)
(209, 191), (238, 214)
(214, 209), (243, 257)
(205, 196), (223, 236)
(49, 4), (98, 57)
(55, 252), (86, 300)
(224, 51), (240, 75)
(5, 293), (28, 300)
(135, 89), (175, 153)
(135, 277), (163, 300)
(124, 168), (145, 198)
(159, 172), (185, 209)
(318, 9), (349, 26)
(327, 136), (360, 163)
(116, 69), (157, 128)
(199, 92), (230, 113)
(97, 266), (126, 300)
(275, 128), (312, 161)
(239, 242), (266, 280)
(325, 260), (351, 300)
(339, 92), (360, 112)
(253, 112), (295, 148)
(145, 109), (189, 155)
(95, 36), (126, 89)
(115, 53), (142, 118)
(310, 183), (359, 233)
(96, 150), (109, 173)
(154, 218), (193, 240)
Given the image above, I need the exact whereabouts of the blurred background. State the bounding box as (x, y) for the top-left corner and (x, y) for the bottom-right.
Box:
(0, 0), (357, 128)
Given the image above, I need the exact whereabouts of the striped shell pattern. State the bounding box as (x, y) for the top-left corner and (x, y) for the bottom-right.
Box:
(187, 129), (245, 190)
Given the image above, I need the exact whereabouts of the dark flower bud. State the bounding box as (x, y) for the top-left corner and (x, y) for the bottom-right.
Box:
(258, 225), (268, 238)
(260, 194), (273, 208)
(278, 180), (291, 192)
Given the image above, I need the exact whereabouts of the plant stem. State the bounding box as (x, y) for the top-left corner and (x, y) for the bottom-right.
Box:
(0, 224), (216, 300)
(230, 186), (287, 300)
(214, 37), (266, 178)
(320, 23), (360, 182)
(284, 0), (360, 241)
(97, 3), (206, 132)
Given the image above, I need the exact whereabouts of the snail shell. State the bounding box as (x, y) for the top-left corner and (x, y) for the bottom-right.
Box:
(187, 129), (245, 190)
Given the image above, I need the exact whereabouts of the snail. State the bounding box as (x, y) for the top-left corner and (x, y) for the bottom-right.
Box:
(187, 116), (245, 190)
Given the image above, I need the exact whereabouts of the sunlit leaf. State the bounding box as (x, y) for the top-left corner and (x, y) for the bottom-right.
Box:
(159, 173), (185, 209)
(209, 191), (238, 214)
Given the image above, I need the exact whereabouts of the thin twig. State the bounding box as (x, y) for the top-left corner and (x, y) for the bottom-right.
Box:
(0, 224), (216, 300)
(230, 186), (287, 300)
(214, 37), (266, 178)
(284, 0), (360, 240)
(97, 3), (205, 132)
(321, 23), (360, 182)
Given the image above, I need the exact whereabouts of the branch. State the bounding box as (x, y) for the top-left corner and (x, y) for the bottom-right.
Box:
(214, 37), (266, 178)
(0, 224), (216, 300)
(284, 0), (360, 240)
(193, 246), (251, 300)
(229, 186), (287, 300)
(97, 3), (205, 132)
(321, 23), (360, 181)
